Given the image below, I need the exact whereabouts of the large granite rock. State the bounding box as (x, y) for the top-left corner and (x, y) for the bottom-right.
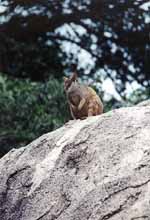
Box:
(0, 105), (150, 220)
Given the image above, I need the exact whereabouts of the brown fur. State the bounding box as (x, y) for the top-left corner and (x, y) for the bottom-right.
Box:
(64, 73), (103, 119)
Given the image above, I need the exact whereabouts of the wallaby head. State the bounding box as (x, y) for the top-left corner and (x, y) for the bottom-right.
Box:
(63, 72), (78, 91)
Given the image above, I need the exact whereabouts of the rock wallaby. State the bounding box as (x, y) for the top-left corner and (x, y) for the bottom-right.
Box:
(64, 72), (103, 119)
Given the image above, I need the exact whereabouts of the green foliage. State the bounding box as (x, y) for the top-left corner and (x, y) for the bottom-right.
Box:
(0, 73), (69, 154)
(126, 88), (150, 106)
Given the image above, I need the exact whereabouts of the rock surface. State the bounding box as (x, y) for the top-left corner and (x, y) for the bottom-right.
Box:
(0, 106), (150, 220)
(137, 99), (150, 107)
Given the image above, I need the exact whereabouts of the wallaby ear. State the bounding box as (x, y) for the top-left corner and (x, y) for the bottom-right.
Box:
(63, 76), (68, 82)
(70, 72), (78, 82)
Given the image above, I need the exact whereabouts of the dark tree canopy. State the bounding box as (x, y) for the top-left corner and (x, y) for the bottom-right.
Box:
(0, 0), (149, 92)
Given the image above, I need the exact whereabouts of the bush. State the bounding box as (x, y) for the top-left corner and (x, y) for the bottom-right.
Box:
(0, 73), (69, 155)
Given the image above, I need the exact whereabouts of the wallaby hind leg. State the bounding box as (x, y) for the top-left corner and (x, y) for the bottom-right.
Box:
(88, 110), (93, 116)
(88, 100), (103, 116)
(88, 102), (95, 116)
